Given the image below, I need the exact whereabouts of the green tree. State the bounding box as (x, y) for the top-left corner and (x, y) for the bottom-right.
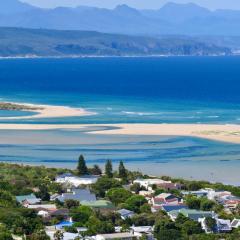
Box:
(205, 217), (216, 232)
(200, 198), (216, 211)
(118, 161), (127, 180)
(70, 205), (93, 224)
(89, 165), (102, 175)
(124, 195), (147, 213)
(77, 155), (88, 176)
(106, 188), (132, 205)
(130, 183), (142, 194)
(105, 160), (113, 178)
(28, 230), (50, 240)
(185, 195), (201, 209)
(182, 220), (202, 235)
(54, 230), (63, 240)
(64, 199), (80, 209)
(92, 177), (122, 197)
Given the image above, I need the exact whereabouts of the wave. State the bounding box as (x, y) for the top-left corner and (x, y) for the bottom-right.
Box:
(121, 111), (160, 116)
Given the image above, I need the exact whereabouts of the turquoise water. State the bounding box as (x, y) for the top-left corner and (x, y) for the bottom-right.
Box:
(0, 57), (240, 184)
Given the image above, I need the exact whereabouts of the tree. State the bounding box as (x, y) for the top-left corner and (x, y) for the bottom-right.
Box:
(205, 217), (216, 232)
(106, 188), (132, 205)
(89, 165), (102, 175)
(105, 160), (113, 178)
(28, 230), (50, 240)
(64, 199), (80, 209)
(54, 230), (63, 240)
(130, 183), (142, 194)
(124, 195), (147, 213)
(200, 198), (215, 211)
(118, 161), (127, 180)
(92, 177), (122, 197)
(70, 205), (93, 224)
(77, 155), (88, 176)
(182, 220), (202, 235)
(185, 195), (201, 209)
(36, 185), (50, 201)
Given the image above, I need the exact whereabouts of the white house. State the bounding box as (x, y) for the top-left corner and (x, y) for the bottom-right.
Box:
(55, 173), (99, 187)
(133, 179), (171, 190)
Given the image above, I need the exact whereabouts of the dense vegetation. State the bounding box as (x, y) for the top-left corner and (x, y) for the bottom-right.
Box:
(0, 27), (231, 57)
(0, 102), (42, 111)
(0, 159), (239, 239)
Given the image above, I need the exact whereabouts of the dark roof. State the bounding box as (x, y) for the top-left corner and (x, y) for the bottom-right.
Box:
(162, 205), (188, 212)
(57, 189), (96, 203)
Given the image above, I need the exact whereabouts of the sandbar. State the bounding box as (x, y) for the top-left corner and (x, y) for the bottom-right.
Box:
(0, 102), (95, 119)
(0, 123), (240, 144)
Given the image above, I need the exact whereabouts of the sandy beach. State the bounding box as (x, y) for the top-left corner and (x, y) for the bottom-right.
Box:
(0, 123), (240, 144)
(0, 102), (95, 119)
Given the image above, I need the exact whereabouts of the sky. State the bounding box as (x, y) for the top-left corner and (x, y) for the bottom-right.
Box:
(21, 0), (240, 10)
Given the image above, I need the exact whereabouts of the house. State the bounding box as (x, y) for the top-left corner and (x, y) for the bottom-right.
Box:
(157, 182), (181, 191)
(168, 209), (215, 221)
(38, 210), (50, 218)
(16, 193), (41, 205)
(139, 190), (154, 198)
(199, 217), (232, 233)
(52, 188), (96, 203)
(81, 200), (114, 210)
(216, 218), (232, 233)
(152, 193), (181, 206)
(231, 219), (240, 229)
(55, 174), (99, 187)
(161, 204), (188, 213)
(96, 232), (136, 240)
(133, 179), (172, 190)
(182, 190), (209, 198)
(26, 204), (57, 211)
(130, 226), (154, 240)
(117, 209), (135, 220)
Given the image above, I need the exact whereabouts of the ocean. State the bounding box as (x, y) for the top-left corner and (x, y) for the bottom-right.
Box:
(0, 56), (240, 184)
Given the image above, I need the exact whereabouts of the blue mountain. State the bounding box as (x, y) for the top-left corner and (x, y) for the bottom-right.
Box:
(0, 0), (240, 36)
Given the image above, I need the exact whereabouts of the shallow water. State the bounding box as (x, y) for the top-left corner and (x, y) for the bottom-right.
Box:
(0, 57), (240, 184)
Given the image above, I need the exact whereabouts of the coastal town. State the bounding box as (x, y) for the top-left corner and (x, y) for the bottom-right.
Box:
(0, 156), (239, 240)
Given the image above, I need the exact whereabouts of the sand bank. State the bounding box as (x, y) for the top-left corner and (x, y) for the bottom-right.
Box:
(0, 123), (240, 144)
(0, 102), (95, 119)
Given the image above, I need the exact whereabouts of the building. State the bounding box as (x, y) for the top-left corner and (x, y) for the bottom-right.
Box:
(117, 209), (135, 220)
(199, 217), (232, 233)
(81, 200), (114, 210)
(152, 193), (181, 206)
(130, 226), (154, 240)
(133, 179), (172, 190)
(161, 204), (188, 213)
(16, 193), (41, 205)
(231, 219), (240, 229)
(55, 173), (99, 187)
(26, 204), (57, 211)
(168, 209), (215, 221)
(96, 232), (136, 240)
(52, 188), (96, 203)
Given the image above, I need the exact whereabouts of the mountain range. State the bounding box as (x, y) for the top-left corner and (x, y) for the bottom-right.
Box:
(0, 0), (240, 36)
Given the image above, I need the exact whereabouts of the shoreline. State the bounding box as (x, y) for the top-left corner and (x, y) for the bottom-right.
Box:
(0, 101), (95, 119)
(0, 123), (240, 144)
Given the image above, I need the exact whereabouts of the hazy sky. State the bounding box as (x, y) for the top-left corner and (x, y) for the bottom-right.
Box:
(21, 0), (240, 10)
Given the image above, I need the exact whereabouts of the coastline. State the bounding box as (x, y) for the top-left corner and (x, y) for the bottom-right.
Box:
(0, 102), (95, 119)
(0, 123), (240, 144)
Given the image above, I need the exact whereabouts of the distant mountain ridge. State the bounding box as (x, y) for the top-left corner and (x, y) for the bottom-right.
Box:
(0, 27), (231, 57)
(0, 0), (240, 36)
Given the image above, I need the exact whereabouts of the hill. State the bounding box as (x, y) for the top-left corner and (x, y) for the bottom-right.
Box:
(0, 27), (231, 57)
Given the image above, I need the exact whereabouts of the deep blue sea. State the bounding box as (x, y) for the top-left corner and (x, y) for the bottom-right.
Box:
(0, 57), (240, 184)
